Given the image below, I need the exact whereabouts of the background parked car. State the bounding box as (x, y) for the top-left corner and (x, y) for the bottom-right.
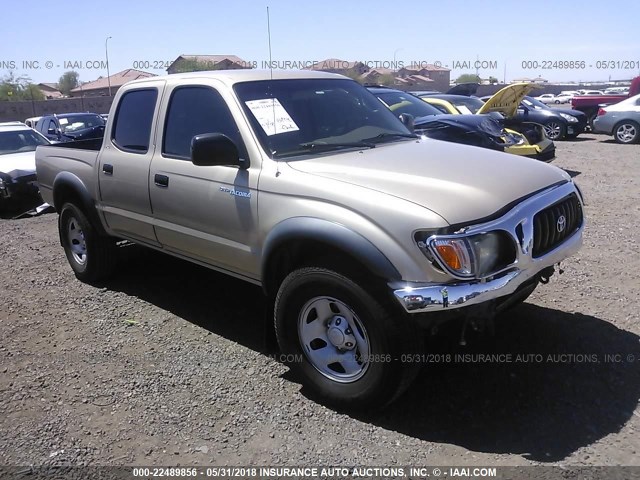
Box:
(552, 93), (574, 104)
(417, 88), (555, 159)
(24, 116), (41, 129)
(367, 87), (545, 158)
(521, 96), (587, 138)
(477, 90), (586, 140)
(593, 93), (640, 144)
(35, 113), (105, 143)
(0, 122), (50, 209)
(535, 94), (556, 104)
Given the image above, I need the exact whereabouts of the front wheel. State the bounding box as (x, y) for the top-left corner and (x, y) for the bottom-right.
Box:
(59, 203), (117, 282)
(544, 120), (566, 140)
(614, 121), (640, 144)
(274, 267), (421, 409)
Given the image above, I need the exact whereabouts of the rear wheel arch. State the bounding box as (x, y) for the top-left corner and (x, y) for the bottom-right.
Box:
(52, 173), (107, 237)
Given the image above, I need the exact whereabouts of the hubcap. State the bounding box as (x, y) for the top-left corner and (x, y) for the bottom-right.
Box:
(616, 124), (637, 143)
(67, 216), (87, 265)
(297, 296), (370, 383)
(544, 122), (562, 140)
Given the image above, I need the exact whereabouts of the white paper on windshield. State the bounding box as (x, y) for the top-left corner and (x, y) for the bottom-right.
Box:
(59, 118), (69, 125)
(245, 98), (299, 136)
(456, 105), (473, 115)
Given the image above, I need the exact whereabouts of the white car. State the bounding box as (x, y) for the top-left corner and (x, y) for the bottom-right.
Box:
(0, 122), (50, 208)
(535, 93), (556, 104)
(24, 116), (42, 129)
(552, 93), (574, 104)
(579, 90), (605, 96)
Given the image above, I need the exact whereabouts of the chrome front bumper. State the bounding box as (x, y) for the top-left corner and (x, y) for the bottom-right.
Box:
(392, 182), (584, 313)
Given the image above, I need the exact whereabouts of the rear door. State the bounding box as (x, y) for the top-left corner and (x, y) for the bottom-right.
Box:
(148, 80), (261, 279)
(97, 80), (165, 244)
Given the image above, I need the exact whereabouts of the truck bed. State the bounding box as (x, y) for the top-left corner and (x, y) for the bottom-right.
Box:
(35, 143), (101, 208)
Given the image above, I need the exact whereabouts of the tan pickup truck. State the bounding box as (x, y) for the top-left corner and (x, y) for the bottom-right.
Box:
(35, 70), (584, 408)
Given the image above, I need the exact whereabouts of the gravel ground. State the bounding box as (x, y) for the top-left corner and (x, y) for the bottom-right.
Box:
(1, 133), (639, 470)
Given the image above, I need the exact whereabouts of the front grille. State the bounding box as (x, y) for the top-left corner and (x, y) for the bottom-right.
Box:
(533, 193), (583, 257)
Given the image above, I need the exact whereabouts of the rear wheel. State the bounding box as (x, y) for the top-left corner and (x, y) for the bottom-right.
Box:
(59, 203), (117, 282)
(274, 267), (422, 409)
(544, 120), (566, 140)
(613, 121), (640, 144)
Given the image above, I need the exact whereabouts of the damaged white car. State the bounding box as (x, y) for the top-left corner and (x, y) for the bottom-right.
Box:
(0, 122), (50, 209)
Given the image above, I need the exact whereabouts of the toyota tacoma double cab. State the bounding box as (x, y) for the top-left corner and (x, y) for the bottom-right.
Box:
(35, 70), (584, 408)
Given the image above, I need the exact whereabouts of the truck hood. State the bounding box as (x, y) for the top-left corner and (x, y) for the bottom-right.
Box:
(0, 151), (36, 178)
(287, 139), (569, 226)
(478, 83), (541, 118)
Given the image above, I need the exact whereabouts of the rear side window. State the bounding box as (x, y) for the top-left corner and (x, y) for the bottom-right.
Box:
(112, 89), (157, 153)
(163, 86), (245, 160)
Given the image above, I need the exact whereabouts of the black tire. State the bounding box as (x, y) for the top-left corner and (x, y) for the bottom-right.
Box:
(613, 120), (640, 144)
(59, 202), (117, 282)
(544, 120), (567, 141)
(274, 267), (422, 410)
(586, 112), (597, 132)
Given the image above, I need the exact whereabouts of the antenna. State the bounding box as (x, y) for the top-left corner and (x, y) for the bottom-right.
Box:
(267, 6), (280, 173)
(267, 6), (273, 81)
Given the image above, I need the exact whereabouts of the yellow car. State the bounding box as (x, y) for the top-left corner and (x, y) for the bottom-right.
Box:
(418, 85), (556, 161)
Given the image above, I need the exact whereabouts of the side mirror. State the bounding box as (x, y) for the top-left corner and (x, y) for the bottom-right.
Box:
(191, 133), (247, 169)
(398, 113), (415, 133)
(47, 127), (57, 135)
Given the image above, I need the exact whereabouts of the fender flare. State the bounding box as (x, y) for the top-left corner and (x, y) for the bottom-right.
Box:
(52, 172), (108, 237)
(261, 217), (401, 292)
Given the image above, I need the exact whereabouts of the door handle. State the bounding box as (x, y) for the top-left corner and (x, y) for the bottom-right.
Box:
(102, 164), (113, 175)
(154, 174), (169, 187)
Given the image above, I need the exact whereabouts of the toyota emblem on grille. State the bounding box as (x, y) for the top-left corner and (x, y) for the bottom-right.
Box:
(557, 215), (567, 233)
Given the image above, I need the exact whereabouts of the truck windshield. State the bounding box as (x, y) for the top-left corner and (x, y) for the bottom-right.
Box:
(234, 79), (415, 158)
(0, 129), (49, 155)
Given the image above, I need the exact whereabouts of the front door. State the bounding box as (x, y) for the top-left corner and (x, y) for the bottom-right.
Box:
(148, 82), (260, 279)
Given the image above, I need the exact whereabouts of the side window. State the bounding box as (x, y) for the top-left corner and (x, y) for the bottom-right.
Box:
(163, 86), (246, 160)
(112, 89), (157, 153)
(47, 119), (57, 133)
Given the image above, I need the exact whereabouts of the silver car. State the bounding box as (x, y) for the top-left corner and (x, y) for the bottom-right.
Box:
(593, 93), (640, 144)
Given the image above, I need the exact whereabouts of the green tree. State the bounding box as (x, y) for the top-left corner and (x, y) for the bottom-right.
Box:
(58, 71), (79, 95)
(455, 73), (481, 84)
(0, 72), (44, 101)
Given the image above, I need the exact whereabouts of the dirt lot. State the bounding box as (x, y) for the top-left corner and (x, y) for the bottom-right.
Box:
(1, 133), (639, 469)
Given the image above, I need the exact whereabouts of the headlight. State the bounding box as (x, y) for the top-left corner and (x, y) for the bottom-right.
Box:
(417, 231), (516, 279)
(559, 113), (578, 123)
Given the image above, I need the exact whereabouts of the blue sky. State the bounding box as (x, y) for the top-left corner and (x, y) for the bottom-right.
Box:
(2, 0), (639, 85)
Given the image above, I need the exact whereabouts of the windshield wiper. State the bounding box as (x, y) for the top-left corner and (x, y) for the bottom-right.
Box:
(300, 141), (376, 151)
(364, 132), (420, 143)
